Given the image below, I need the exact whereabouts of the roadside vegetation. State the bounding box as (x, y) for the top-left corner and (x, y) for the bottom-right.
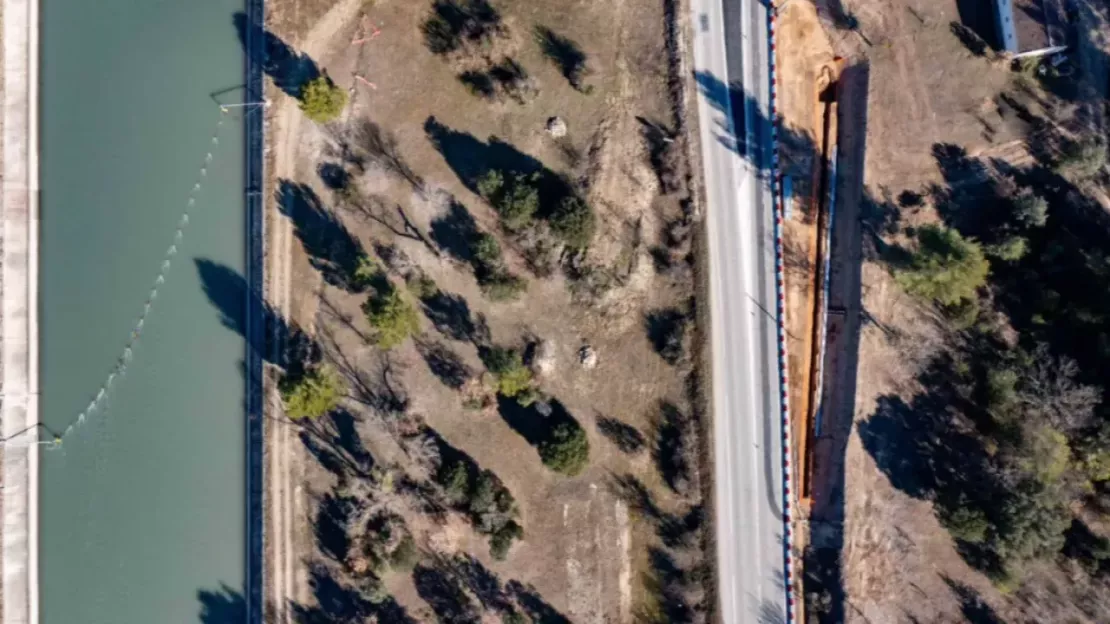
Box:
(837, 48), (1110, 623)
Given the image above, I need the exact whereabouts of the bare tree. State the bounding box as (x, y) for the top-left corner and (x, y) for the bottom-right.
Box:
(1020, 344), (1101, 433)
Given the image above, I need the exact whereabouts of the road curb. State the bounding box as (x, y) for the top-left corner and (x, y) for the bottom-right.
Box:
(766, 5), (798, 623)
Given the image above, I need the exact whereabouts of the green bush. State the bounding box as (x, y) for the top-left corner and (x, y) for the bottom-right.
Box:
(1012, 189), (1048, 228)
(440, 460), (471, 503)
(986, 236), (1028, 262)
(1055, 138), (1107, 179)
(539, 421), (590, 475)
(363, 286), (420, 349)
(480, 271), (528, 301)
(352, 254), (380, 291)
(498, 177), (540, 231)
(389, 534), (419, 571)
(298, 76), (348, 123)
(896, 224), (989, 306)
(279, 365), (346, 419)
(485, 347), (535, 398)
(476, 169), (505, 199)
(942, 298), (980, 331)
(489, 520), (523, 560)
(407, 274), (439, 300)
(941, 505), (990, 544)
(549, 196), (596, 249)
(471, 231), (503, 267)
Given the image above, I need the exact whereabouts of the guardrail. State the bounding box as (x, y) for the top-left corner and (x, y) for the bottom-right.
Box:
(767, 5), (798, 623)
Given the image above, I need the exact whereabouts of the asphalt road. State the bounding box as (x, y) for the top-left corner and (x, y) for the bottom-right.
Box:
(690, 0), (787, 620)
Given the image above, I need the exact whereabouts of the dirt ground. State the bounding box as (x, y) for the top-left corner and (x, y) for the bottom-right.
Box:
(262, 0), (706, 621)
(793, 0), (1110, 621)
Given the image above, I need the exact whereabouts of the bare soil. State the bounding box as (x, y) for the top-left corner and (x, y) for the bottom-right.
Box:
(262, 0), (708, 621)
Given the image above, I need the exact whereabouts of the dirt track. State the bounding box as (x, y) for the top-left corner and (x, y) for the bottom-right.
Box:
(264, 1), (365, 621)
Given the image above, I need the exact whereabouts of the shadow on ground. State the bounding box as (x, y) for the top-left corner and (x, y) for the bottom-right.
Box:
(233, 12), (321, 98)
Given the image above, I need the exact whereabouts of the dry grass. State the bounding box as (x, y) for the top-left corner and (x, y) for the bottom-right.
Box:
(263, 0), (707, 620)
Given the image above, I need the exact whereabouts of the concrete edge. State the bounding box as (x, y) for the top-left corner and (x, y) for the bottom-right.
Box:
(245, 0), (265, 621)
(2, 0), (39, 621)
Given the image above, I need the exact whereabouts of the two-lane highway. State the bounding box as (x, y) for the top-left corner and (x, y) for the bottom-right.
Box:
(690, 0), (787, 620)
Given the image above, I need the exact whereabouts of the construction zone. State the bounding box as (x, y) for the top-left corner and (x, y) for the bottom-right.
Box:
(773, 0), (848, 603)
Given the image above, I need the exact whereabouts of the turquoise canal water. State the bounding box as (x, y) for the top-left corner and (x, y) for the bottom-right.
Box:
(39, 1), (249, 621)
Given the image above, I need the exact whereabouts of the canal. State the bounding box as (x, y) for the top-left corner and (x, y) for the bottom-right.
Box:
(39, 1), (250, 622)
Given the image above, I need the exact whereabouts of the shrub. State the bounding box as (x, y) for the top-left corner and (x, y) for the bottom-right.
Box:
(407, 274), (439, 300)
(1012, 189), (1048, 228)
(539, 421), (590, 475)
(489, 520), (523, 560)
(549, 196), (596, 249)
(485, 347), (534, 398)
(279, 365), (345, 419)
(363, 286), (421, 349)
(941, 504), (990, 544)
(498, 177), (540, 231)
(986, 236), (1028, 262)
(480, 271), (528, 301)
(471, 231), (503, 267)
(597, 417), (647, 455)
(1055, 138), (1107, 179)
(440, 459), (471, 502)
(476, 169), (505, 199)
(389, 534), (419, 571)
(298, 76), (348, 123)
(896, 224), (989, 306)
(352, 254), (380, 290)
(942, 297), (980, 331)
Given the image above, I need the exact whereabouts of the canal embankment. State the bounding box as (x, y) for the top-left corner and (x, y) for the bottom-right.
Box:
(1, 0), (39, 621)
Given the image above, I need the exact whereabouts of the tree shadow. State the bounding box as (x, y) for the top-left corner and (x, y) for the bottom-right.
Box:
(949, 21), (991, 57)
(233, 12), (320, 98)
(424, 116), (572, 216)
(421, 290), (479, 343)
(416, 337), (472, 389)
(645, 307), (689, 365)
(943, 576), (1004, 624)
(317, 324), (410, 416)
(194, 258), (321, 374)
(534, 26), (589, 91)
(692, 69), (752, 157)
(197, 583), (247, 624)
(277, 180), (371, 293)
(422, 0), (506, 57)
(313, 490), (358, 564)
(596, 415), (647, 455)
(300, 408), (375, 480)
(654, 401), (694, 495)
(292, 563), (416, 624)
(608, 472), (704, 550)
(430, 198), (480, 263)
(413, 564), (481, 624)
(954, 0), (1000, 51)
(332, 120), (425, 189)
(495, 395), (577, 448)
(506, 580), (571, 624)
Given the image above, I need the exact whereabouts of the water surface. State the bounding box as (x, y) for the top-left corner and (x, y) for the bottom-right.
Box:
(40, 1), (247, 621)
